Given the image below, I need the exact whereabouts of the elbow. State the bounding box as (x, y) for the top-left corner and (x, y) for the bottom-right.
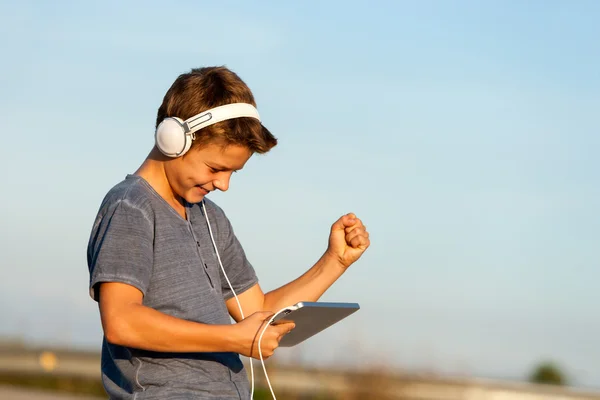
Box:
(104, 325), (123, 346)
(103, 315), (134, 347)
(98, 282), (145, 347)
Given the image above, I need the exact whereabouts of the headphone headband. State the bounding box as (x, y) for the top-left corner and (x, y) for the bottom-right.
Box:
(155, 103), (261, 157)
(183, 103), (261, 135)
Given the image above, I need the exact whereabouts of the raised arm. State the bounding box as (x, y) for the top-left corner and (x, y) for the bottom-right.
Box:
(227, 213), (370, 321)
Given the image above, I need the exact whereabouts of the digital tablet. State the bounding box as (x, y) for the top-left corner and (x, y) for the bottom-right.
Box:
(270, 301), (360, 347)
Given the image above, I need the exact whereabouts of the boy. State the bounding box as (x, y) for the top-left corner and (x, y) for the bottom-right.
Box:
(87, 66), (370, 399)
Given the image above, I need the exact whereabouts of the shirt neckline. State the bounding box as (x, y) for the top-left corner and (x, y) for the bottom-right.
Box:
(125, 174), (194, 223)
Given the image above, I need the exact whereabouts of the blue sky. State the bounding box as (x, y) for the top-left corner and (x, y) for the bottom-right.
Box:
(0, 0), (598, 388)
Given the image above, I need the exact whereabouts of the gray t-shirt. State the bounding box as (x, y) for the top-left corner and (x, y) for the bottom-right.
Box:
(87, 175), (258, 399)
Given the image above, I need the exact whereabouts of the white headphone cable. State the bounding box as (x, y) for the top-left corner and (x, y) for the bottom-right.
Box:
(201, 201), (256, 395)
(256, 306), (299, 400)
(202, 200), (286, 399)
(203, 200), (293, 399)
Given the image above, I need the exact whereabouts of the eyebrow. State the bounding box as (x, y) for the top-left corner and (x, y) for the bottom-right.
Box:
(207, 162), (240, 171)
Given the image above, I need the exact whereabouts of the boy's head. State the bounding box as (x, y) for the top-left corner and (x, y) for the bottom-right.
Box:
(155, 66), (277, 154)
(154, 66), (276, 204)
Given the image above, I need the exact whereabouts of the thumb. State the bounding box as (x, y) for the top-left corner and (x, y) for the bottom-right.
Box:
(273, 321), (295, 334)
(331, 213), (356, 231)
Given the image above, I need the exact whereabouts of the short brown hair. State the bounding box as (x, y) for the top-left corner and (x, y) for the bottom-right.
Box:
(155, 66), (277, 153)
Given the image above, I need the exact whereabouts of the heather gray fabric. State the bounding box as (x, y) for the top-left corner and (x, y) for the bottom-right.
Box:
(87, 174), (258, 399)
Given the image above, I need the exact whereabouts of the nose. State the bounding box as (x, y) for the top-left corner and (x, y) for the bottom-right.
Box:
(213, 175), (230, 192)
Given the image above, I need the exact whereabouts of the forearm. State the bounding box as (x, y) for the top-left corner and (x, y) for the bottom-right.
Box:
(102, 303), (239, 353)
(262, 253), (345, 312)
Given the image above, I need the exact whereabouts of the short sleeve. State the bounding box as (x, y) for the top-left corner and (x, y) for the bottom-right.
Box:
(87, 199), (154, 301)
(214, 209), (258, 300)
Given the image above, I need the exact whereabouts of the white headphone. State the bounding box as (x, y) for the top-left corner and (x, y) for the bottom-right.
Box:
(155, 103), (261, 157)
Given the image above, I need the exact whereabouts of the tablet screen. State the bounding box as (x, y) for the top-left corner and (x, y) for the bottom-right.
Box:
(271, 301), (360, 347)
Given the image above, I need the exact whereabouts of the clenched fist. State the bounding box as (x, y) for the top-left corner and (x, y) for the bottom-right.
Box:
(325, 213), (370, 268)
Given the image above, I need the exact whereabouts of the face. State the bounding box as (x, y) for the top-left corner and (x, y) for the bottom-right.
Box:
(164, 142), (253, 204)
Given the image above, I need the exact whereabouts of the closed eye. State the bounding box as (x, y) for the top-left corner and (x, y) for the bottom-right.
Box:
(208, 165), (239, 174)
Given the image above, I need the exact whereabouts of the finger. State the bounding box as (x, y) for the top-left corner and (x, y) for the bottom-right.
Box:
(349, 234), (370, 249)
(345, 224), (367, 235)
(332, 213), (359, 232)
(346, 227), (368, 244)
(277, 326), (295, 342)
(331, 216), (348, 232)
(272, 322), (295, 334)
(344, 214), (358, 227)
(344, 218), (364, 234)
(344, 225), (362, 236)
(269, 327), (294, 343)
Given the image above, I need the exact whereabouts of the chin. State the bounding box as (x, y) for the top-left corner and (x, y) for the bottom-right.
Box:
(185, 194), (206, 204)
(182, 185), (209, 204)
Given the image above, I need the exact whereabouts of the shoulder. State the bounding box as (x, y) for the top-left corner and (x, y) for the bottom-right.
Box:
(95, 175), (156, 222)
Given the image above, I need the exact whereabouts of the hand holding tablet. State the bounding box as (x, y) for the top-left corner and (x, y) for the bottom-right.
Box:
(270, 301), (360, 347)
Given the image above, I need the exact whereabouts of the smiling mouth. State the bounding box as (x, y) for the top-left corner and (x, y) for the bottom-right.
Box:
(195, 185), (209, 194)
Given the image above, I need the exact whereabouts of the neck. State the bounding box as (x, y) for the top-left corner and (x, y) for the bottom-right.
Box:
(134, 147), (185, 211)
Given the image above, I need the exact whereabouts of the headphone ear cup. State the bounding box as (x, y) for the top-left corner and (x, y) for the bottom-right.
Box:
(155, 117), (192, 157)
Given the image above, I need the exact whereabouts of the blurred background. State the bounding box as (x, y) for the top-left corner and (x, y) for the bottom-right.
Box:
(0, 0), (598, 399)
